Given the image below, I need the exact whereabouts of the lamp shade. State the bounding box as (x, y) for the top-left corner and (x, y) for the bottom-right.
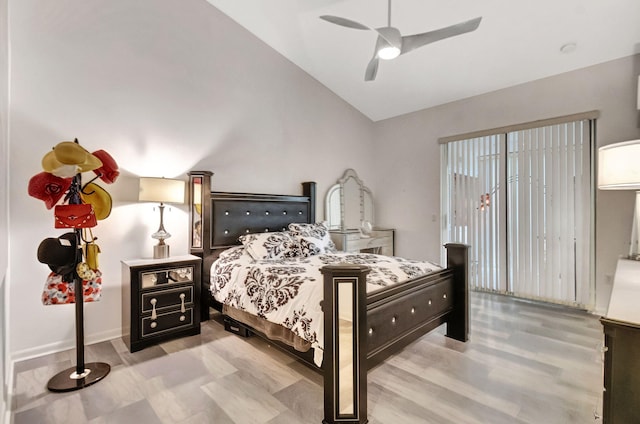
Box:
(598, 140), (640, 190)
(138, 177), (185, 203)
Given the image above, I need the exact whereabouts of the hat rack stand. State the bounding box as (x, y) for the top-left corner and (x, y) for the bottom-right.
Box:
(46, 156), (110, 392)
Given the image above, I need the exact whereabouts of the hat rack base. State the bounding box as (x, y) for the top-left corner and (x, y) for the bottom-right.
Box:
(47, 361), (110, 392)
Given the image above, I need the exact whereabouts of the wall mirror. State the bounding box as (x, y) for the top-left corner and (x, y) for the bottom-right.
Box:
(325, 169), (374, 230)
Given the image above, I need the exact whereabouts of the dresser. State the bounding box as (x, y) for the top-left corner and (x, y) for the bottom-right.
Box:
(122, 255), (202, 352)
(600, 258), (640, 423)
(330, 228), (394, 256)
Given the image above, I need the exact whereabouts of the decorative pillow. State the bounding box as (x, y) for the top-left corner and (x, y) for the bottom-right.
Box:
(239, 231), (301, 261)
(288, 222), (337, 256)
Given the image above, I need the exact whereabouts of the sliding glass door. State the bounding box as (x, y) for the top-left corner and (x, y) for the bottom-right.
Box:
(441, 117), (594, 308)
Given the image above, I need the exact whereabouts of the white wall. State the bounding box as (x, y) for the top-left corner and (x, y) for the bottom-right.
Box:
(8, 0), (374, 360)
(0, 0), (9, 418)
(372, 54), (640, 313)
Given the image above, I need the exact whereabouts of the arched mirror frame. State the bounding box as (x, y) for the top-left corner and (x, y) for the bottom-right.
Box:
(325, 169), (374, 231)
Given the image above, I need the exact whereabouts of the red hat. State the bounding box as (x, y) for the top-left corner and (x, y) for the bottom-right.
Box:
(91, 150), (119, 184)
(28, 172), (72, 209)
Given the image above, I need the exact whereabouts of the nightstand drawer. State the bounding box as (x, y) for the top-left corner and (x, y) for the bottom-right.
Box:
(140, 266), (194, 288)
(141, 307), (194, 338)
(141, 286), (193, 313)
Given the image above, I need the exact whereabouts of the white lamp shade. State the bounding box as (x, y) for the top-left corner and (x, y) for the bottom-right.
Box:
(598, 140), (640, 190)
(139, 177), (185, 203)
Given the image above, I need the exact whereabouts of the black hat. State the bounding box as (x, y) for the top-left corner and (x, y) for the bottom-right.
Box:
(37, 232), (78, 276)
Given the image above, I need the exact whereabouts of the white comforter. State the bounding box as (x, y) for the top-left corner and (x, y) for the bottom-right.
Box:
(210, 246), (442, 365)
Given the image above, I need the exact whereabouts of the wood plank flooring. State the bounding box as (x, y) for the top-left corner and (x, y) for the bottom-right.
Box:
(10, 292), (604, 423)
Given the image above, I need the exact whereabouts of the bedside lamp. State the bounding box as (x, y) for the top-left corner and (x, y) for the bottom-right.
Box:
(139, 177), (186, 259)
(598, 140), (640, 259)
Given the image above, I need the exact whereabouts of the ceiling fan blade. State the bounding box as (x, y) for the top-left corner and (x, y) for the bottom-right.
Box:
(319, 15), (371, 31)
(365, 35), (385, 81)
(320, 15), (398, 49)
(401, 16), (482, 55)
(365, 57), (379, 81)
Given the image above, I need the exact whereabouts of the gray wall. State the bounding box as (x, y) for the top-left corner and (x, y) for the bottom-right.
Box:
(372, 54), (640, 313)
(6, 0), (640, 367)
(8, 0), (374, 360)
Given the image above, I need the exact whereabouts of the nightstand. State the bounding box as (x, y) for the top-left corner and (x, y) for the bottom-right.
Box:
(121, 255), (202, 352)
(330, 228), (395, 256)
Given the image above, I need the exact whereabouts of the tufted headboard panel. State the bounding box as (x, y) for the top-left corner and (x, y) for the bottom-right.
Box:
(210, 192), (314, 248)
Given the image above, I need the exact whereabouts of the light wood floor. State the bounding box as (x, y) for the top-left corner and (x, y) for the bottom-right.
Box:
(10, 292), (604, 423)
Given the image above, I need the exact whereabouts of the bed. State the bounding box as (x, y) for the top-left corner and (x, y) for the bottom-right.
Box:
(187, 171), (469, 424)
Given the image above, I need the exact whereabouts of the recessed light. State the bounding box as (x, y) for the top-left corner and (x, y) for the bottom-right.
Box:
(560, 43), (577, 54)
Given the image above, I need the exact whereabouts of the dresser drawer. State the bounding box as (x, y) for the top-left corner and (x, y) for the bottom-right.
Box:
(141, 307), (194, 338)
(331, 229), (394, 255)
(349, 235), (393, 251)
(141, 286), (193, 313)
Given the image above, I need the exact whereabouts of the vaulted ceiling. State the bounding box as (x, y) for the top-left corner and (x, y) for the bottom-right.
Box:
(206, 0), (640, 121)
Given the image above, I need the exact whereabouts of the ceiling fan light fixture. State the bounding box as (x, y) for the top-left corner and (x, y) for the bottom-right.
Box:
(377, 45), (400, 60)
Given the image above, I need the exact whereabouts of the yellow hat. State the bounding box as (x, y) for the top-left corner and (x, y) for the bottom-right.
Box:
(42, 141), (103, 175)
(80, 183), (112, 220)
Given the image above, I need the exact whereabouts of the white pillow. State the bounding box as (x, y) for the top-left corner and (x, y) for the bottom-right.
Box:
(288, 222), (337, 256)
(239, 231), (301, 260)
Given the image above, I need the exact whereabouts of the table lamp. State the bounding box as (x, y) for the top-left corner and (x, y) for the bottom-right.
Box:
(598, 139), (640, 259)
(139, 177), (185, 259)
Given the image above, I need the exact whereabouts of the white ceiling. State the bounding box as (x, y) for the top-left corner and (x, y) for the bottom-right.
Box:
(205, 0), (640, 122)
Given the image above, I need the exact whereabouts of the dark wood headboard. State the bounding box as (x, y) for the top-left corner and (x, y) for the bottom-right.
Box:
(188, 171), (316, 320)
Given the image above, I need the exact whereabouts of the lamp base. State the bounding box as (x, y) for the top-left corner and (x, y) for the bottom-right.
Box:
(154, 243), (170, 259)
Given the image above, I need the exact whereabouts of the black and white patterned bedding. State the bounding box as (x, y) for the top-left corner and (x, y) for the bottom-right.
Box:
(210, 243), (442, 365)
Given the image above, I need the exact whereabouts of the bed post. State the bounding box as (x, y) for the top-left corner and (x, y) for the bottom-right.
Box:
(321, 265), (370, 424)
(188, 171), (213, 321)
(302, 182), (316, 223)
(444, 243), (469, 342)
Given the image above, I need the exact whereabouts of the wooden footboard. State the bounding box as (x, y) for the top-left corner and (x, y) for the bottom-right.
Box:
(321, 243), (469, 424)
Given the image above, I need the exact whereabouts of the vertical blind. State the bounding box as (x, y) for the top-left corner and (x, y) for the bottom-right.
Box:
(441, 115), (594, 308)
(443, 135), (505, 292)
(506, 121), (592, 305)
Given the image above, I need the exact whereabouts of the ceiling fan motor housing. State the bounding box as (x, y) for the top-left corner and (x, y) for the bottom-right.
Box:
(376, 27), (402, 60)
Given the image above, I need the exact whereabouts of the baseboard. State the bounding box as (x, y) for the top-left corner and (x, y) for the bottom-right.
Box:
(3, 356), (13, 424)
(10, 327), (122, 364)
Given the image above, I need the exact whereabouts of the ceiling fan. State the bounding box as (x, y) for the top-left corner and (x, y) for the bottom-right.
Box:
(320, 0), (482, 81)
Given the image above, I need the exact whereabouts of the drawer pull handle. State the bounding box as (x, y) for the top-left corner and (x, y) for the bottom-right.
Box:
(368, 328), (374, 335)
(428, 300), (432, 306)
(180, 315), (186, 322)
(150, 322), (157, 329)
(411, 307), (416, 314)
(150, 298), (157, 320)
(391, 316), (397, 324)
(443, 293), (447, 299)
(180, 293), (186, 313)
